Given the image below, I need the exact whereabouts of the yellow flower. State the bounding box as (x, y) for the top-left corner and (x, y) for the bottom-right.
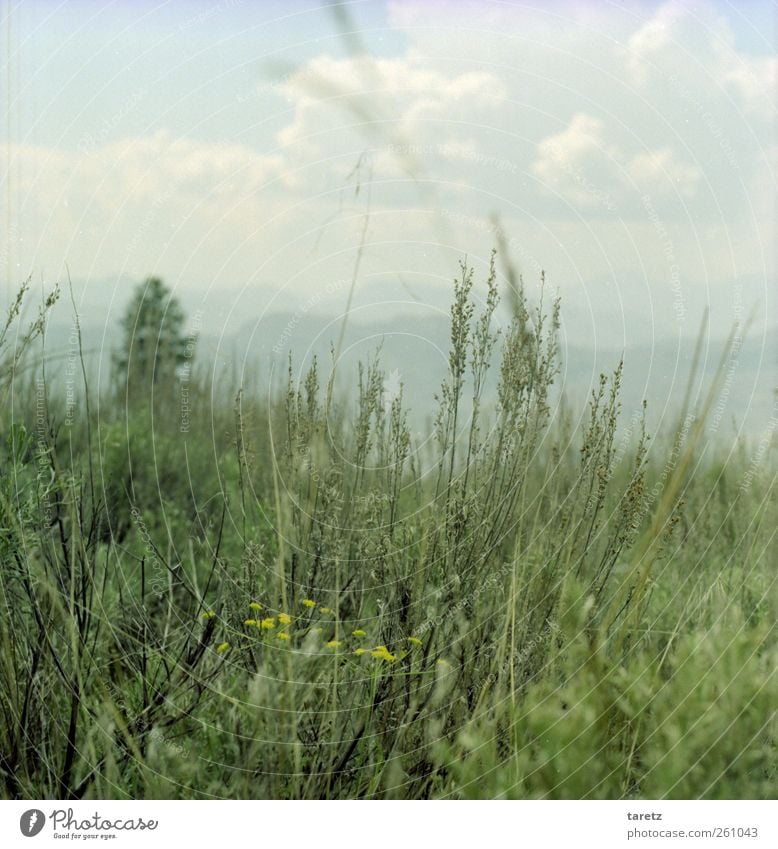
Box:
(371, 645), (396, 663)
(277, 631), (290, 641)
(302, 599), (316, 608)
(354, 647), (366, 656)
(352, 629), (367, 637)
(249, 602), (263, 611)
(260, 617), (276, 630)
(216, 642), (230, 654)
(436, 658), (450, 668)
(278, 613), (292, 625)
(200, 611), (215, 619)
(243, 619), (257, 626)
(319, 607), (334, 615)
(326, 640), (342, 649)
(408, 636), (422, 646)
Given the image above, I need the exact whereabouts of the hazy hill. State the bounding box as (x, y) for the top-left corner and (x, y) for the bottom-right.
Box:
(25, 278), (777, 441)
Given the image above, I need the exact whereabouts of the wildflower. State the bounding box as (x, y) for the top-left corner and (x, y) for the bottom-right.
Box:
(277, 631), (290, 641)
(249, 602), (263, 611)
(319, 607), (334, 615)
(302, 599), (316, 609)
(260, 617), (276, 630)
(352, 629), (367, 637)
(408, 636), (422, 646)
(278, 613), (292, 625)
(436, 658), (450, 668)
(200, 611), (215, 619)
(354, 648), (366, 656)
(216, 642), (230, 654)
(371, 645), (396, 663)
(326, 640), (342, 649)
(243, 619), (257, 627)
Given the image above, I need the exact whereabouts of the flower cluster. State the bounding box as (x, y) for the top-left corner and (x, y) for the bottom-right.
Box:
(201, 598), (427, 663)
(370, 645), (396, 663)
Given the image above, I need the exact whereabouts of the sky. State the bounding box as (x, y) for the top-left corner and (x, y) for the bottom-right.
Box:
(1, 0), (776, 351)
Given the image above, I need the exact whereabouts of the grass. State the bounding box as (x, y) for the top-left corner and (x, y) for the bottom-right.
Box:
(0, 256), (776, 800)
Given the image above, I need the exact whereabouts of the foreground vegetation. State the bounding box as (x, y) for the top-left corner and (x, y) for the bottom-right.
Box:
(0, 260), (776, 799)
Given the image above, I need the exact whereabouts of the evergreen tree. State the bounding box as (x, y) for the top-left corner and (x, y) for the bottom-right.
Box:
(113, 277), (188, 397)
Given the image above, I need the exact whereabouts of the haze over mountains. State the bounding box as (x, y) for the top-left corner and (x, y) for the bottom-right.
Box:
(22, 273), (777, 443)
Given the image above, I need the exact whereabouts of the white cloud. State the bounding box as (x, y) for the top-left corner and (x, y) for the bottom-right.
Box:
(626, 2), (690, 82)
(723, 55), (778, 115)
(8, 131), (284, 212)
(531, 115), (701, 207)
(627, 1), (777, 118)
(627, 148), (702, 197)
(533, 113), (610, 171)
(276, 52), (508, 178)
(532, 114), (621, 209)
(3, 132), (289, 285)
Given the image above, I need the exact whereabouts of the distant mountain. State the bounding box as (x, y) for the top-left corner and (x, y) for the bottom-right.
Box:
(28, 281), (777, 441)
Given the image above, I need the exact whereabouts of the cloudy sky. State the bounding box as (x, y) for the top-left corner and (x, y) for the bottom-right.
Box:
(2, 0), (776, 350)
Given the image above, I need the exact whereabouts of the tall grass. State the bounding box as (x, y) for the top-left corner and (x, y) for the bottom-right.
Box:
(0, 259), (775, 799)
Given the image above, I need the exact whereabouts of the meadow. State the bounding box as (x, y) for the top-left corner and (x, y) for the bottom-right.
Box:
(0, 258), (776, 800)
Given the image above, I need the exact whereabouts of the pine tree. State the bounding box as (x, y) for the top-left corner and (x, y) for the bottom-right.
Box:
(113, 277), (188, 397)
